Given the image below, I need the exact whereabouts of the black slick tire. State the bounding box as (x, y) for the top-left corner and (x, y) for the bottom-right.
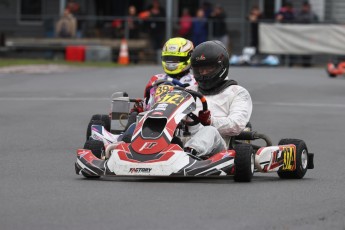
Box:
(81, 139), (105, 179)
(83, 139), (105, 159)
(277, 139), (308, 179)
(234, 144), (255, 182)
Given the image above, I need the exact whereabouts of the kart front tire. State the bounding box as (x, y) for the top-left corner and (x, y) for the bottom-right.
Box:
(81, 140), (105, 179)
(277, 139), (308, 179)
(83, 139), (105, 160)
(86, 114), (110, 140)
(234, 144), (255, 182)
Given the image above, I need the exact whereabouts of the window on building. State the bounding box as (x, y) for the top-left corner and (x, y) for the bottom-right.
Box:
(19, 0), (43, 22)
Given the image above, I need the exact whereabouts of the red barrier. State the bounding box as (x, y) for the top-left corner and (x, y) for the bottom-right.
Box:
(65, 46), (85, 62)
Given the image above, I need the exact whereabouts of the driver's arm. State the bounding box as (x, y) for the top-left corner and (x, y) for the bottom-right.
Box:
(211, 87), (253, 136)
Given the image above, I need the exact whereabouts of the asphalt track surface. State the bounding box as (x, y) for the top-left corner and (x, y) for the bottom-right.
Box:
(1, 66), (345, 230)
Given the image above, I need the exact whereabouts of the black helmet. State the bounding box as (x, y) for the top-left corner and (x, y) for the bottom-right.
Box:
(191, 40), (230, 92)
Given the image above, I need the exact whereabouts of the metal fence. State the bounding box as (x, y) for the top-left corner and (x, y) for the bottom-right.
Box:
(0, 14), (344, 65)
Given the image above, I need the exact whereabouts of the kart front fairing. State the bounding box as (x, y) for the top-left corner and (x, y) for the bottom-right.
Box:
(76, 88), (237, 177)
(105, 88), (236, 176)
(130, 88), (196, 154)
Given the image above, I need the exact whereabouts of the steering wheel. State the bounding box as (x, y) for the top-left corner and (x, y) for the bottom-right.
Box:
(173, 87), (208, 126)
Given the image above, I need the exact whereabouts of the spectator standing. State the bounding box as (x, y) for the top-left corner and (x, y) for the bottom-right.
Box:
(178, 8), (192, 40)
(127, 5), (140, 39)
(296, 1), (318, 67)
(55, 8), (77, 38)
(66, 0), (83, 38)
(202, 1), (213, 18)
(147, 0), (166, 51)
(275, 2), (295, 23)
(210, 5), (228, 50)
(248, 5), (263, 50)
(275, 2), (296, 66)
(296, 1), (318, 23)
(192, 8), (208, 47)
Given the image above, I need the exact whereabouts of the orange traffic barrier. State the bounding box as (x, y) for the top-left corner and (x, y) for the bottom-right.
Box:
(118, 39), (130, 65)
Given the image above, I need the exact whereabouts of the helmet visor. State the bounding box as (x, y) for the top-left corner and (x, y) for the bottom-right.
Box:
(193, 63), (223, 79)
(162, 55), (190, 63)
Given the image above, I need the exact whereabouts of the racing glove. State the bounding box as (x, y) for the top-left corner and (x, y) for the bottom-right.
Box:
(198, 110), (211, 126)
(130, 99), (144, 114)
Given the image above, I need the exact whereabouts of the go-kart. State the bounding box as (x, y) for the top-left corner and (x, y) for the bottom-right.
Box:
(327, 60), (345, 78)
(75, 82), (314, 182)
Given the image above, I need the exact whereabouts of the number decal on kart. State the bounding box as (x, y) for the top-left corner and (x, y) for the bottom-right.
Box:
(157, 93), (184, 105)
(155, 85), (174, 97)
(282, 146), (296, 171)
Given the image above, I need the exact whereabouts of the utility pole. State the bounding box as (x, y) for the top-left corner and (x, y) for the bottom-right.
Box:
(60, 0), (66, 15)
(166, 0), (173, 41)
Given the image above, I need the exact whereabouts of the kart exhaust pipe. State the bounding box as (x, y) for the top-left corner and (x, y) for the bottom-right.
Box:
(236, 131), (272, 146)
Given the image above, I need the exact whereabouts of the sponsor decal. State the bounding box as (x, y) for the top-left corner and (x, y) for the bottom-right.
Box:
(282, 146), (296, 170)
(155, 103), (168, 111)
(139, 142), (158, 151)
(167, 45), (178, 52)
(92, 133), (103, 142)
(129, 168), (152, 173)
(157, 93), (184, 105)
(152, 111), (163, 116)
(196, 54), (206, 61)
(155, 85), (174, 97)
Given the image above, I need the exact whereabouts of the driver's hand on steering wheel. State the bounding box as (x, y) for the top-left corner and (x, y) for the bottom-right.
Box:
(198, 110), (211, 126)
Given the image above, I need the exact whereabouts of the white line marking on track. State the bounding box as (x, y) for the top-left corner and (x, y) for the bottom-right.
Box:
(254, 101), (345, 108)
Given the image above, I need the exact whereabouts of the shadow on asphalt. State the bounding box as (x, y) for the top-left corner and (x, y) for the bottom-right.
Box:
(74, 175), (315, 184)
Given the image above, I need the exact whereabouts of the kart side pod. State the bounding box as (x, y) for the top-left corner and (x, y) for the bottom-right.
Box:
(255, 145), (314, 173)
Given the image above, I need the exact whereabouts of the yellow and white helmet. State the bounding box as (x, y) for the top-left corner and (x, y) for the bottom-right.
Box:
(161, 37), (194, 77)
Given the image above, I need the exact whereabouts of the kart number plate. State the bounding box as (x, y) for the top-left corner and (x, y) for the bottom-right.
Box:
(157, 93), (184, 106)
(155, 85), (174, 97)
(282, 146), (296, 171)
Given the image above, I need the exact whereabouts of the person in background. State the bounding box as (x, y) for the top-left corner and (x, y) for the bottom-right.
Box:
(210, 5), (228, 51)
(127, 5), (140, 39)
(192, 8), (208, 47)
(248, 5), (263, 51)
(275, 2), (295, 23)
(178, 8), (192, 40)
(147, 0), (166, 51)
(275, 2), (296, 66)
(55, 8), (77, 38)
(66, 0), (83, 38)
(202, 1), (213, 18)
(296, 1), (318, 67)
(296, 1), (318, 23)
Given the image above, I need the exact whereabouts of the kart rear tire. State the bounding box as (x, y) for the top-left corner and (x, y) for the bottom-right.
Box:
(234, 144), (255, 182)
(277, 139), (308, 179)
(86, 114), (111, 140)
(83, 139), (105, 159)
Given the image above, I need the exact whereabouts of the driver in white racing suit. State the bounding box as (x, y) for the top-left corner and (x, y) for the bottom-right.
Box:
(184, 40), (253, 158)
